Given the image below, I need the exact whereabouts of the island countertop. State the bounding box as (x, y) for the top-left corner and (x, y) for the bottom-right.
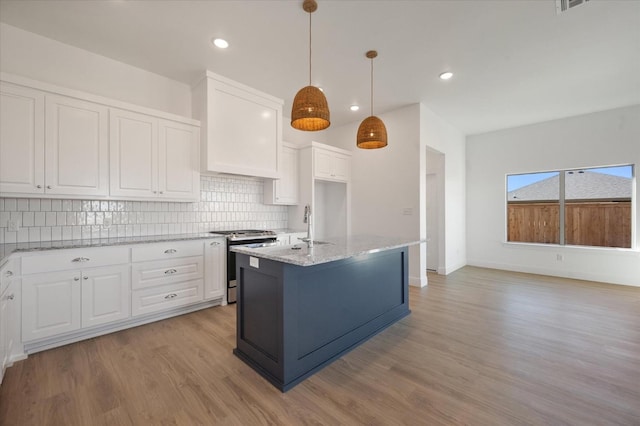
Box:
(231, 234), (423, 267)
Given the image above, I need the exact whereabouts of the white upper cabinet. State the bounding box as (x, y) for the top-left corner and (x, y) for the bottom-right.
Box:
(158, 119), (200, 200)
(0, 73), (200, 201)
(110, 109), (200, 201)
(313, 144), (351, 182)
(45, 94), (109, 196)
(110, 108), (159, 198)
(0, 82), (45, 195)
(192, 71), (283, 179)
(264, 142), (299, 205)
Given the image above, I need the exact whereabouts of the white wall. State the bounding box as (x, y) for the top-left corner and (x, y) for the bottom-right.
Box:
(0, 23), (192, 117)
(327, 103), (466, 286)
(466, 105), (640, 286)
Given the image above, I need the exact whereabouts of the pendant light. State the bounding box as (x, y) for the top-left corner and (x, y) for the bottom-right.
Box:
(357, 50), (387, 149)
(291, 0), (330, 131)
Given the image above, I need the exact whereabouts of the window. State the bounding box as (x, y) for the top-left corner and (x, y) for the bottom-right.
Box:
(507, 165), (634, 248)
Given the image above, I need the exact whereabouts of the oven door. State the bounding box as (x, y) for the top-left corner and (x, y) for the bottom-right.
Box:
(227, 239), (277, 303)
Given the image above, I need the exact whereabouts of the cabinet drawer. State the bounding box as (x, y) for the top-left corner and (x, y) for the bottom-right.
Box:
(22, 246), (129, 275)
(131, 279), (203, 317)
(132, 256), (204, 290)
(131, 240), (203, 262)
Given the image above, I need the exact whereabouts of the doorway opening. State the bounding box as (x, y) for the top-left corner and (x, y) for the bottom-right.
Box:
(426, 147), (445, 274)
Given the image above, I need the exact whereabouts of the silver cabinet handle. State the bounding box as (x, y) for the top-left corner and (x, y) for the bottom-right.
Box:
(210, 241), (220, 246)
(153, 191), (157, 194)
(7, 294), (15, 300)
(164, 269), (177, 275)
(46, 185), (52, 189)
(36, 185), (42, 189)
(159, 191), (164, 194)
(74, 277), (80, 281)
(72, 257), (90, 262)
(4, 270), (13, 277)
(164, 293), (177, 300)
(83, 276), (88, 280)
(164, 249), (177, 254)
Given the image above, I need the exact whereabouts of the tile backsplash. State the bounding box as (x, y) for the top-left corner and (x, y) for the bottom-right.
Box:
(0, 175), (288, 244)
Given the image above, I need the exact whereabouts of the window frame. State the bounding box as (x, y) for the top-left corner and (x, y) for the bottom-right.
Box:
(504, 164), (636, 250)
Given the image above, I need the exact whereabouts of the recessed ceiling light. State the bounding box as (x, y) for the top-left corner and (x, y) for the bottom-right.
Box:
(439, 71), (453, 80)
(212, 38), (229, 49)
(350, 105), (360, 111)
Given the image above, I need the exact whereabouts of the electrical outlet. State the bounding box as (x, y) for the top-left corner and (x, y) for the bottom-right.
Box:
(402, 208), (413, 216)
(556, 254), (564, 261)
(103, 217), (112, 229)
(8, 220), (19, 232)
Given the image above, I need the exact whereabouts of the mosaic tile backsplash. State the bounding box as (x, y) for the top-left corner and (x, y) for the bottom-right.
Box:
(0, 175), (288, 244)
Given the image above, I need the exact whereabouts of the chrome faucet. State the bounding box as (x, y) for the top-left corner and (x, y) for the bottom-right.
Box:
(303, 204), (314, 248)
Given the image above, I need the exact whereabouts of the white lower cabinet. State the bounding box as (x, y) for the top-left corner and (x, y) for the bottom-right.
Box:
(22, 265), (130, 342)
(1, 280), (18, 383)
(7, 237), (225, 361)
(81, 265), (131, 329)
(204, 239), (225, 301)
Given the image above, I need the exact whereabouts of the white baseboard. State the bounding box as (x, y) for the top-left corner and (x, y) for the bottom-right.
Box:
(467, 259), (639, 287)
(409, 275), (428, 287)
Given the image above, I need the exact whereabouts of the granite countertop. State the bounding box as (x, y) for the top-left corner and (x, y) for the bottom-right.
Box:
(231, 234), (423, 267)
(0, 232), (225, 264)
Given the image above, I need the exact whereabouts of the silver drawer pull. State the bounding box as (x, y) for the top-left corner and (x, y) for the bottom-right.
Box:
(4, 271), (13, 277)
(7, 294), (15, 300)
(164, 269), (177, 275)
(74, 277), (80, 281)
(164, 249), (177, 254)
(72, 257), (90, 263)
(210, 242), (220, 246)
(164, 293), (178, 300)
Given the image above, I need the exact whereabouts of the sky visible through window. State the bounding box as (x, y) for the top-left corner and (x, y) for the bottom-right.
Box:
(507, 165), (633, 192)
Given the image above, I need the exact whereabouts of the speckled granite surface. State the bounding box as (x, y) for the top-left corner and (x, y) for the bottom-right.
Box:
(0, 233), (225, 265)
(231, 235), (423, 267)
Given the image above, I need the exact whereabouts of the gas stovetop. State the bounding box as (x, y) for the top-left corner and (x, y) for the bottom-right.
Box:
(210, 229), (277, 241)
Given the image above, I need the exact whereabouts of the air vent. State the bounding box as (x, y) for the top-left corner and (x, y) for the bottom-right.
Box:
(556, 0), (591, 14)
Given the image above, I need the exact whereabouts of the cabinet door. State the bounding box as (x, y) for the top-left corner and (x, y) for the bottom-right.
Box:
(110, 108), (158, 198)
(0, 82), (45, 195)
(81, 265), (131, 328)
(333, 154), (350, 182)
(45, 95), (109, 196)
(314, 149), (334, 180)
(276, 145), (298, 204)
(22, 271), (81, 342)
(0, 281), (17, 379)
(158, 119), (199, 200)
(204, 240), (225, 301)
(0, 291), (7, 377)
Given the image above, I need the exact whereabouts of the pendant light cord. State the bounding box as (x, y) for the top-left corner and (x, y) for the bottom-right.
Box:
(370, 57), (374, 116)
(309, 11), (312, 85)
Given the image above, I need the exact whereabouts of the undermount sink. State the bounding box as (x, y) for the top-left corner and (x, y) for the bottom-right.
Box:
(291, 240), (332, 250)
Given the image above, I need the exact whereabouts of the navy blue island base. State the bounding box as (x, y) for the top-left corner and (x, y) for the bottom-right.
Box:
(233, 246), (410, 392)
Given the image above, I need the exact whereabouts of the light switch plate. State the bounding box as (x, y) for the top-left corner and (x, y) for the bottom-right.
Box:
(250, 256), (260, 268)
(8, 220), (19, 232)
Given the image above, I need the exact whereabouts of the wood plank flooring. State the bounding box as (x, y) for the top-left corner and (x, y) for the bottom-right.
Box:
(1, 266), (639, 425)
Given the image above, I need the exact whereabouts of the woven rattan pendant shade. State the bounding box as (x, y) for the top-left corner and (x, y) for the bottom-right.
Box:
(357, 50), (387, 149)
(291, 86), (330, 131)
(357, 116), (387, 149)
(291, 0), (330, 131)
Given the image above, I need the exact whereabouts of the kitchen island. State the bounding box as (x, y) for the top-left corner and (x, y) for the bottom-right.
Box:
(231, 235), (420, 391)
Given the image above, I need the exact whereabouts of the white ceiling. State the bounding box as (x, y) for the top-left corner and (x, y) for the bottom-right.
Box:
(1, 0), (639, 135)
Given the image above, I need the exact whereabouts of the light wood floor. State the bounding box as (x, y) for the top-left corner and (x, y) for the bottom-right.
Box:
(1, 266), (639, 425)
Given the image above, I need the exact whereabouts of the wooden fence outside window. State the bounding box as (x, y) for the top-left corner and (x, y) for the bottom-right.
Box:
(507, 201), (631, 248)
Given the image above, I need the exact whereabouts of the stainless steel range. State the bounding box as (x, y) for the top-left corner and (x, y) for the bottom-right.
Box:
(211, 230), (278, 303)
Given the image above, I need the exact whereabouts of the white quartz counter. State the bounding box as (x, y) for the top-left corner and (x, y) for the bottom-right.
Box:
(231, 234), (423, 267)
